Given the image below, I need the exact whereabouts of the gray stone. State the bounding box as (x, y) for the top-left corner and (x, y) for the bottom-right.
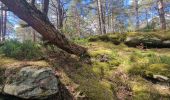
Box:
(153, 75), (169, 82)
(3, 67), (59, 99)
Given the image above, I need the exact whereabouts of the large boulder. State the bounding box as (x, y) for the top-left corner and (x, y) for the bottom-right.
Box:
(3, 66), (59, 99)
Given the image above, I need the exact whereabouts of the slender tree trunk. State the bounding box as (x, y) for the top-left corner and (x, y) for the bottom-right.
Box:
(56, 0), (63, 29)
(1, 3), (3, 41)
(2, 8), (6, 41)
(97, 0), (106, 35)
(31, 0), (35, 6)
(134, 0), (139, 30)
(32, 29), (36, 42)
(0, 2), (2, 42)
(145, 9), (149, 28)
(74, 7), (81, 37)
(157, 0), (166, 30)
(97, 0), (102, 35)
(0, 0), (87, 56)
(43, 0), (49, 16)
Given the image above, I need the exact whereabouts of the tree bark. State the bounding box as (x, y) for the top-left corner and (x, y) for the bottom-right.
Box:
(134, 0), (139, 30)
(2, 7), (6, 41)
(43, 0), (49, 16)
(157, 0), (166, 30)
(0, 2), (2, 42)
(0, 0), (87, 56)
(0, 2), (3, 41)
(56, 0), (64, 29)
(31, 0), (35, 6)
(97, 0), (106, 35)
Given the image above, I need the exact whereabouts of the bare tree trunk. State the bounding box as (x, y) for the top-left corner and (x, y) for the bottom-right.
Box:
(2, 7), (6, 41)
(32, 29), (36, 42)
(74, 7), (81, 37)
(97, 0), (106, 35)
(0, 2), (2, 42)
(56, 0), (64, 29)
(145, 9), (149, 28)
(43, 0), (49, 16)
(31, 0), (35, 6)
(0, 0), (87, 56)
(1, 3), (3, 41)
(97, 0), (102, 34)
(157, 0), (166, 30)
(134, 0), (139, 30)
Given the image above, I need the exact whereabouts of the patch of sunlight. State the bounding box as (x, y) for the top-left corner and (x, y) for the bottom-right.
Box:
(88, 49), (113, 57)
(100, 80), (112, 89)
(0, 55), (17, 67)
(28, 61), (50, 67)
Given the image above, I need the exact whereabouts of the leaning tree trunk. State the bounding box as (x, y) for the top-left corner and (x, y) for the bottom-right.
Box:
(0, 0), (87, 56)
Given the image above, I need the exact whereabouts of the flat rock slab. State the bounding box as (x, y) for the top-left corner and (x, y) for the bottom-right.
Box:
(3, 66), (59, 99)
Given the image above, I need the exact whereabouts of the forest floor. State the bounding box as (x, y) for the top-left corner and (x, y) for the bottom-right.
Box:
(0, 33), (170, 100)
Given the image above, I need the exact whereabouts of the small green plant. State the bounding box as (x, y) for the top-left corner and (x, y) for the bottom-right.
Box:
(128, 54), (170, 78)
(73, 37), (88, 45)
(149, 55), (170, 65)
(0, 40), (43, 60)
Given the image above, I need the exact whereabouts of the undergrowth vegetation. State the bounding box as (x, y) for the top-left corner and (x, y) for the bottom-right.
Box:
(0, 31), (170, 99)
(0, 40), (43, 60)
(128, 53), (170, 79)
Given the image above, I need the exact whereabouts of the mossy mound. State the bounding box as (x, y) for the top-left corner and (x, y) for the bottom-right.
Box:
(127, 31), (170, 41)
(88, 34), (126, 45)
(125, 31), (170, 48)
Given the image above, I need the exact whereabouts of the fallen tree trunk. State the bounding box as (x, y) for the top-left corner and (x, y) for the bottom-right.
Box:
(0, 0), (87, 56)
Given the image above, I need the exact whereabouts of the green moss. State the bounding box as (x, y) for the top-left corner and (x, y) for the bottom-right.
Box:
(71, 66), (114, 100)
(146, 64), (170, 78)
(108, 60), (120, 68)
(73, 38), (89, 45)
(89, 49), (113, 57)
(126, 30), (170, 41)
(92, 62), (110, 79)
(133, 91), (163, 100)
(149, 55), (170, 65)
(88, 33), (126, 45)
(78, 80), (114, 100)
(128, 53), (170, 79)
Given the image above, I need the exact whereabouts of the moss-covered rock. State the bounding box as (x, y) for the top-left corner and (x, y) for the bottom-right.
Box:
(88, 34), (126, 45)
(125, 31), (170, 48)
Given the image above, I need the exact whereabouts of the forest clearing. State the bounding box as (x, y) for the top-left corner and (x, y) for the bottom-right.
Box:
(0, 0), (170, 100)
